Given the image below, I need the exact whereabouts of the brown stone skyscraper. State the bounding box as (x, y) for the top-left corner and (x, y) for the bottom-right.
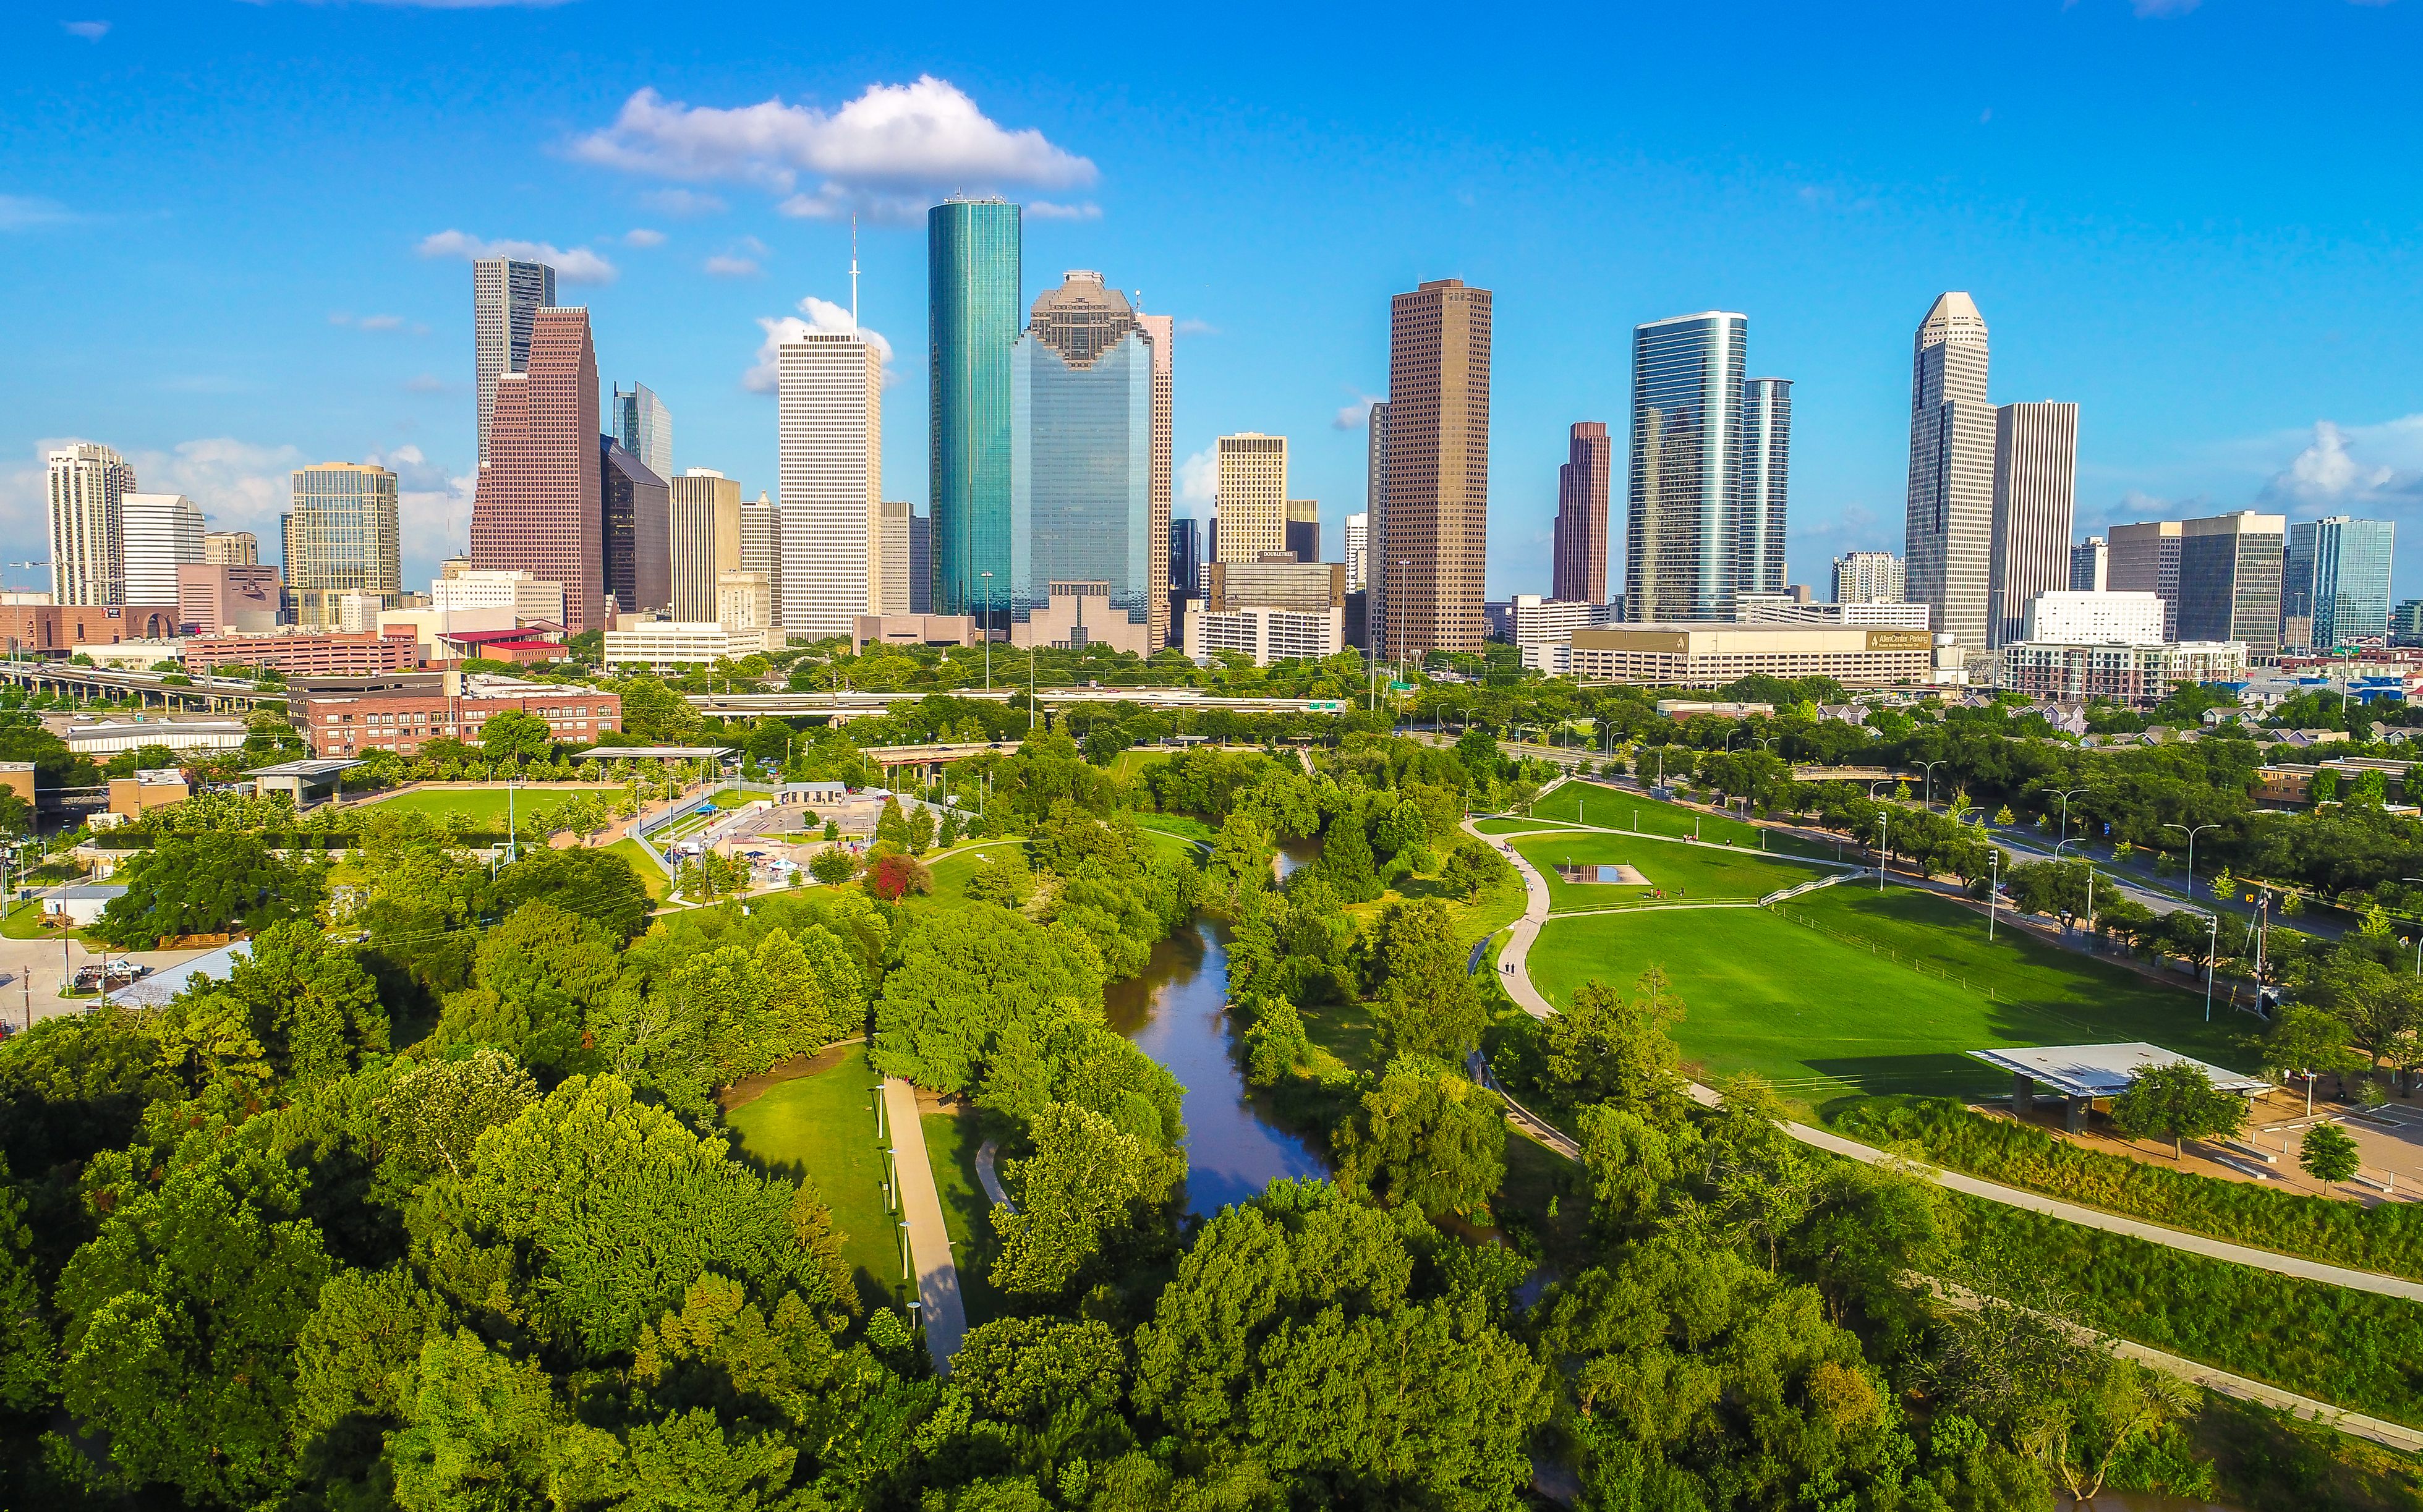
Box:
(1378, 278), (1491, 661)
(471, 307), (604, 630)
(1552, 422), (1610, 605)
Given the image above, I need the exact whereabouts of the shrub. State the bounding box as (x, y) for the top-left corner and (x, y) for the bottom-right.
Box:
(866, 852), (932, 901)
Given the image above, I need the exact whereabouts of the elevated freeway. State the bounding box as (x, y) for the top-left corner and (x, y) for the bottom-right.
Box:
(0, 658), (286, 712)
(683, 687), (1352, 718)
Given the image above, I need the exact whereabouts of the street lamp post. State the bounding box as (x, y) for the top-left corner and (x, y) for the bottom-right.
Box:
(1876, 810), (1890, 891)
(2051, 786), (2089, 847)
(1914, 758), (1946, 810)
(1988, 847), (2001, 941)
(2164, 822), (2220, 898)
(2203, 911), (2219, 1021)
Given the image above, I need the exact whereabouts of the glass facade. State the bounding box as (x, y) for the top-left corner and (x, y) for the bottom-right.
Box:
(283, 463), (401, 627)
(1014, 325), (1153, 626)
(1739, 378), (1791, 597)
(928, 198), (1022, 631)
(614, 381), (671, 480)
(1625, 313), (1747, 621)
(2286, 516), (2394, 650)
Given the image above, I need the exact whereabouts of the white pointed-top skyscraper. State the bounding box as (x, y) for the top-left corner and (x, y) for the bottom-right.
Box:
(1903, 292), (1994, 647)
(778, 251), (884, 640)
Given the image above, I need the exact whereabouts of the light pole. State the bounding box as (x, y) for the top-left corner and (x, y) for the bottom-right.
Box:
(1988, 847), (2001, 941)
(2164, 822), (2219, 898)
(2202, 911), (2219, 1021)
(1876, 809), (1890, 891)
(1914, 758), (1946, 811)
(2050, 786), (2089, 847)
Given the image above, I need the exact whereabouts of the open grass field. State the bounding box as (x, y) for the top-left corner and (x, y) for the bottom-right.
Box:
(1510, 833), (1824, 914)
(721, 1045), (906, 1311)
(1527, 886), (2249, 1104)
(1340, 867), (1528, 947)
(349, 784), (620, 826)
(3, 899), (83, 940)
(1472, 817), (1582, 835)
(600, 839), (667, 900)
(1525, 781), (1841, 862)
(1135, 812), (1217, 847)
(908, 839), (1028, 915)
(921, 1105), (1007, 1328)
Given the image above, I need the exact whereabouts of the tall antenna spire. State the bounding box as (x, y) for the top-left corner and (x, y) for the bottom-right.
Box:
(850, 214), (860, 329)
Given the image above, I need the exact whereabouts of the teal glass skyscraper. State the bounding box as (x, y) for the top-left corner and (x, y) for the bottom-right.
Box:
(1015, 271), (1155, 631)
(2286, 516), (2395, 650)
(929, 197), (1022, 632)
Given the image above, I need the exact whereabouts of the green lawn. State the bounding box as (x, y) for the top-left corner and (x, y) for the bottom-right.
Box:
(1472, 817), (1582, 835)
(1341, 867), (1528, 947)
(1107, 749), (1174, 783)
(2, 899), (83, 940)
(601, 839), (668, 901)
(1527, 888), (2249, 1105)
(349, 784), (620, 826)
(1510, 833), (1825, 914)
(722, 1045), (906, 1311)
(909, 839), (1029, 914)
(1525, 781), (1839, 862)
(921, 1106), (1008, 1328)
(1135, 812), (1217, 847)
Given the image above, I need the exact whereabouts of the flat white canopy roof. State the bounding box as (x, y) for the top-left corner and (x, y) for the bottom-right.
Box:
(1968, 1043), (2268, 1099)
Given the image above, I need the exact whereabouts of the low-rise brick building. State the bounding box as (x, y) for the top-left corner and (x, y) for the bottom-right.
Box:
(300, 688), (623, 757)
(184, 629), (421, 678)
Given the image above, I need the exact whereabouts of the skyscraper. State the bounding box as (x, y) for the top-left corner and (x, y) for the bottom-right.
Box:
(474, 258), (556, 469)
(469, 306), (604, 631)
(206, 532), (259, 566)
(1552, 422), (1611, 606)
(739, 491), (781, 627)
(929, 197), (1021, 634)
(1379, 278), (1491, 659)
(1624, 312), (1747, 622)
(1344, 512), (1368, 593)
(1985, 401), (2079, 647)
(47, 443), (135, 606)
(1170, 517), (1202, 595)
(1903, 292), (1995, 646)
(779, 327), (884, 638)
(1366, 401), (1390, 653)
(879, 501), (918, 616)
(1833, 551), (1904, 604)
(1285, 499), (1321, 566)
(2285, 516), (2395, 652)
(670, 469), (743, 624)
(600, 436), (671, 616)
(1739, 379), (1791, 598)
(1215, 435), (1287, 563)
(286, 462), (401, 627)
(2106, 520), (2183, 639)
(2179, 510), (2286, 655)
(121, 494), (205, 608)
(2070, 536), (2108, 592)
(614, 382), (672, 481)
(1016, 271), (1157, 640)
(1135, 310), (1175, 650)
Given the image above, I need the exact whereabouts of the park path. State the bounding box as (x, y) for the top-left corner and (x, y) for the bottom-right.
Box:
(1468, 817), (2423, 1303)
(882, 1078), (969, 1373)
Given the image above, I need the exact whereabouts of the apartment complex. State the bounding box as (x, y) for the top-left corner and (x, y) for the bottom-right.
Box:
(1625, 312), (1748, 624)
(1832, 551), (1905, 604)
(1739, 377), (1792, 597)
(183, 630), (420, 677)
(121, 493), (205, 607)
(1183, 605), (1344, 666)
(303, 687), (621, 758)
(1999, 640), (2249, 707)
(47, 443), (137, 606)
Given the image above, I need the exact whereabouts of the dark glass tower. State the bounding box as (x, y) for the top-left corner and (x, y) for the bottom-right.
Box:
(1739, 378), (1791, 597)
(929, 198), (1022, 633)
(1015, 271), (1154, 629)
(1624, 312), (1747, 622)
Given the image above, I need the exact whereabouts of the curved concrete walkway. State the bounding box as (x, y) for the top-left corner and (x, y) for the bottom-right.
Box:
(975, 1139), (1013, 1210)
(883, 1078), (968, 1372)
(1468, 816), (2423, 1303)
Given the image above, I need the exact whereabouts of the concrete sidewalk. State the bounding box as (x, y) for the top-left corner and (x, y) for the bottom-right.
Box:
(883, 1077), (968, 1374)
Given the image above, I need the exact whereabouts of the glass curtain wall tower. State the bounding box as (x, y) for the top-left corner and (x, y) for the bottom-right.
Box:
(1624, 312), (1747, 622)
(1903, 292), (1994, 647)
(1739, 378), (1791, 597)
(2285, 516), (2395, 650)
(929, 198), (1021, 635)
(1013, 271), (1156, 636)
(614, 382), (671, 480)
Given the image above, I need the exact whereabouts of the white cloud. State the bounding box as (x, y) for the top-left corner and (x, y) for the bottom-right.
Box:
(1028, 200), (1102, 221)
(0, 195), (79, 232)
(745, 295), (894, 394)
(1332, 395), (1383, 431)
(623, 227), (666, 247)
(2134, 0), (2200, 14)
(61, 20), (109, 40)
(640, 188), (726, 217)
(2256, 418), (2423, 511)
(704, 255), (761, 278)
(1175, 317), (1217, 338)
(569, 76), (1097, 223)
(1180, 448), (1217, 504)
(404, 373), (451, 394)
(329, 312), (409, 331)
(415, 229), (616, 284)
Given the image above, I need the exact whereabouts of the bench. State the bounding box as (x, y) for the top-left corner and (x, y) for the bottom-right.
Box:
(2221, 1140), (2277, 1165)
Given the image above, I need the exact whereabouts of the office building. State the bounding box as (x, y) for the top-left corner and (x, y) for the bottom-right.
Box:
(429, 569), (564, 622)
(120, 493), (205, 608)
(1552, 422), (1611, 606)
(1832, 551), (1904, 605)
(878, 501), (921, 617)
(929, 197), (1021, 633)
(613, 382), (671, 481)
(177, 563), (281, 635)
(1365, 400), (1392, 653)
(47, 443), (137, 606)
(600, 437), (670, 616)
(1903, 292), (1995, 646)
(1344, 512), (1368, 594)
(1205, 558), (1345, 613)
(1169, 516), (1203, 650)
(1184, 605), (1343, 666)
(182, 630), (420, 679)
(302, 686), (621, 758)
(474, 257), (556, 469)
(1739, 378), (1791, 597)
(1009, 580), (1151, 655)
(1135, 308), (1175, 649)
(1506, 595), (1615, 645)
(286, 462), (402, 628)
(1016, 270), (1160, 644)
(717, 571), (773, 632)
(1379, 278), (1491, 658)
(2106, 520), (2183, 640)
(1215, 435), (1288, 563)
(602, 621), (783, 671)
(1736, 597), (1930, 630)
(471, 307), (603, 631)
(1985, 401), (2079, 647)
(205, 532), (259, 567)
(2019, 590), (2165, 643)
(739, 490), (781, 627)
(1285, 499), (1321, 567)
(2391, 600), (2423, 645)
(669, 469), (743, 624)
(779, 326), (884, 639)
(2284, 516), (2394, 652)
(1999, 640), (2249, 707)
(1625, 312), (1747, 622)
(2071, 536), (2108, 592)
(1549, 624), (1936, 686)
(2178, 510), (2285, 658)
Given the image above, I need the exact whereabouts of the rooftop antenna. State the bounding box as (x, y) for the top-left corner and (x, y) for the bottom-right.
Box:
(850, 214), (860, 329)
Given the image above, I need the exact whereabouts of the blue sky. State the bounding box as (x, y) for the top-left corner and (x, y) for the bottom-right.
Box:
(7, 0), (2423, 603)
